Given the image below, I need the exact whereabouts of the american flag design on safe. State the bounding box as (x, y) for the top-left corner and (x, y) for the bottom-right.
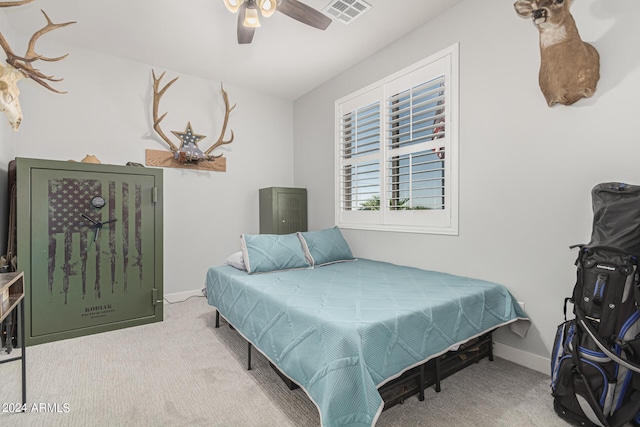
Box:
(47, 177), (143, 304)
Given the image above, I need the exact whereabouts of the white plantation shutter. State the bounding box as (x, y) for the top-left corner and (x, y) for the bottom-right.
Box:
(386, 76), (446, 211)
(339, 101), (381, 211)
(336, 44), (458, 234)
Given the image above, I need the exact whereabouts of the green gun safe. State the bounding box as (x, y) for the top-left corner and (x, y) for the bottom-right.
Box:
(259, 187), (307, 234)
(13, 158), (163, 345)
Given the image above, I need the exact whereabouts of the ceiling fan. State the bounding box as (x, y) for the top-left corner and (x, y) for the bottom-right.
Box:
(223, 0), (332, 44)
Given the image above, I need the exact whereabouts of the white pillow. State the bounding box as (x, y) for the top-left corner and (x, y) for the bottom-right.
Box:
(225, 251), (246, 271)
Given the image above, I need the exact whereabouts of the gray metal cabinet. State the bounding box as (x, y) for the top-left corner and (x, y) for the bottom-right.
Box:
(259, 187), (307, 234)
(14, 158), (163, 345)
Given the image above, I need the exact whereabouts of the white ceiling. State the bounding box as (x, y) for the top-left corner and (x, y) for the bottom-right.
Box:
(2, 0), (462, 100)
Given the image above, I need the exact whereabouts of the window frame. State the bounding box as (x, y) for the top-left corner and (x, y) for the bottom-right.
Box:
(334, 43), (459, 235)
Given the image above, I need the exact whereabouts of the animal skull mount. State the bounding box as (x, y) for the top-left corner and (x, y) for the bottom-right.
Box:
(150, 70), (236, 170)
(0, 8), (75, 130)
(0, 65), (24, 131)
(514, 0), (600, 107)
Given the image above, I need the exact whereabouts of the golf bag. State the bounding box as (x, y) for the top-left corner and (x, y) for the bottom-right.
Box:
(552, 183), (640, 427)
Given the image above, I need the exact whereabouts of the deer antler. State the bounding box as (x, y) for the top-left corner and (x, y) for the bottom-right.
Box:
(150, 70), (235, 160)
(0, 10), (75, 93)
(204, 84), (236, 158)
(0, 1), (35, 6)
(151, 69), (179, 152)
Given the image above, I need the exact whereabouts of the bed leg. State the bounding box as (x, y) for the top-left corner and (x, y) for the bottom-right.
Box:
(247, 342), (252, 371)
(419, 364), (425, 401)
(434, 357), (442, 393)
(489, 333), (494, 362)
(215, 310), (220, 328)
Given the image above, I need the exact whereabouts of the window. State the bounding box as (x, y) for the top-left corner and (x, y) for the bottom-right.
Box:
(335, 44), (459, 234)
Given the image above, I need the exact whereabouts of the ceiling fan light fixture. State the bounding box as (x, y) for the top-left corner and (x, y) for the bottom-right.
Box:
(223, 0), (245, 13)
(257, 0), (276, 17)
(243, 6), (261, 27)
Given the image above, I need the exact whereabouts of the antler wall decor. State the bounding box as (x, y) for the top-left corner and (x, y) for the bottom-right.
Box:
(146, 69), (236, 172)
(0, 6), (75, 130)
(0, 1), (35, 7)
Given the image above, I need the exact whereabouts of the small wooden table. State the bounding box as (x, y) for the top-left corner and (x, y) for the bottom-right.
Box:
(0, 272), (26, 408)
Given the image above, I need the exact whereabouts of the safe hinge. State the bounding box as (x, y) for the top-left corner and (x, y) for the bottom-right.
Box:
(152, 187), (158, 203)
(152, 288), (162, 306)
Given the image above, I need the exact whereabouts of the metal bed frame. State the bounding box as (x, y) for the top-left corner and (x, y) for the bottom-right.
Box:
(214, 310), (494, 411)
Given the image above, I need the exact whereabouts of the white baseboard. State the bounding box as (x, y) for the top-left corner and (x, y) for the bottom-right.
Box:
(164, 289), (205, 304)
(493, 342), (550, 376)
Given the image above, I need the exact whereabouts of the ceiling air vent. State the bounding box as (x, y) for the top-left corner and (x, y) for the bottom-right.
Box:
(323, 0), (371, 25)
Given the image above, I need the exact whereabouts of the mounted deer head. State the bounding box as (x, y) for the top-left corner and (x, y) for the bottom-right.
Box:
(514, 0), (600, 106)
(0, 8), (75, 130)
(151, 69), (236, 163)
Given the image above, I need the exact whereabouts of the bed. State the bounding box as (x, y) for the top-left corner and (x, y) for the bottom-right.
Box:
(205, 228), (529, 427)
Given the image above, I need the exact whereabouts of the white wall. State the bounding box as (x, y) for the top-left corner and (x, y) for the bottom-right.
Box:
(293, 0), (640, 367)
(3, 35), (295, 298)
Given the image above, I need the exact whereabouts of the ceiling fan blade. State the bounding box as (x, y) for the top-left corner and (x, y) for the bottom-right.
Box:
(237, 4), (255, 44)
(278, 0), (332, 30)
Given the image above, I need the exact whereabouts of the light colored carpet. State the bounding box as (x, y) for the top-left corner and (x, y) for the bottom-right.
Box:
(0, 296), (573, 427)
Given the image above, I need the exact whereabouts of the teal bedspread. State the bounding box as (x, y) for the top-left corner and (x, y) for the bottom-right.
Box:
(205, 259), (529, 427)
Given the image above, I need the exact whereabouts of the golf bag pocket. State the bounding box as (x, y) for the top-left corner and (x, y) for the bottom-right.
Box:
(552, 320), (618, 426)
(551, 319), (575, 387)
(551, 337), (616, 427)
(574, 248), (637, 339)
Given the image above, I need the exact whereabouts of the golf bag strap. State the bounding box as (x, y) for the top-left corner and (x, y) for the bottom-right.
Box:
(575, 306), (640, 374)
